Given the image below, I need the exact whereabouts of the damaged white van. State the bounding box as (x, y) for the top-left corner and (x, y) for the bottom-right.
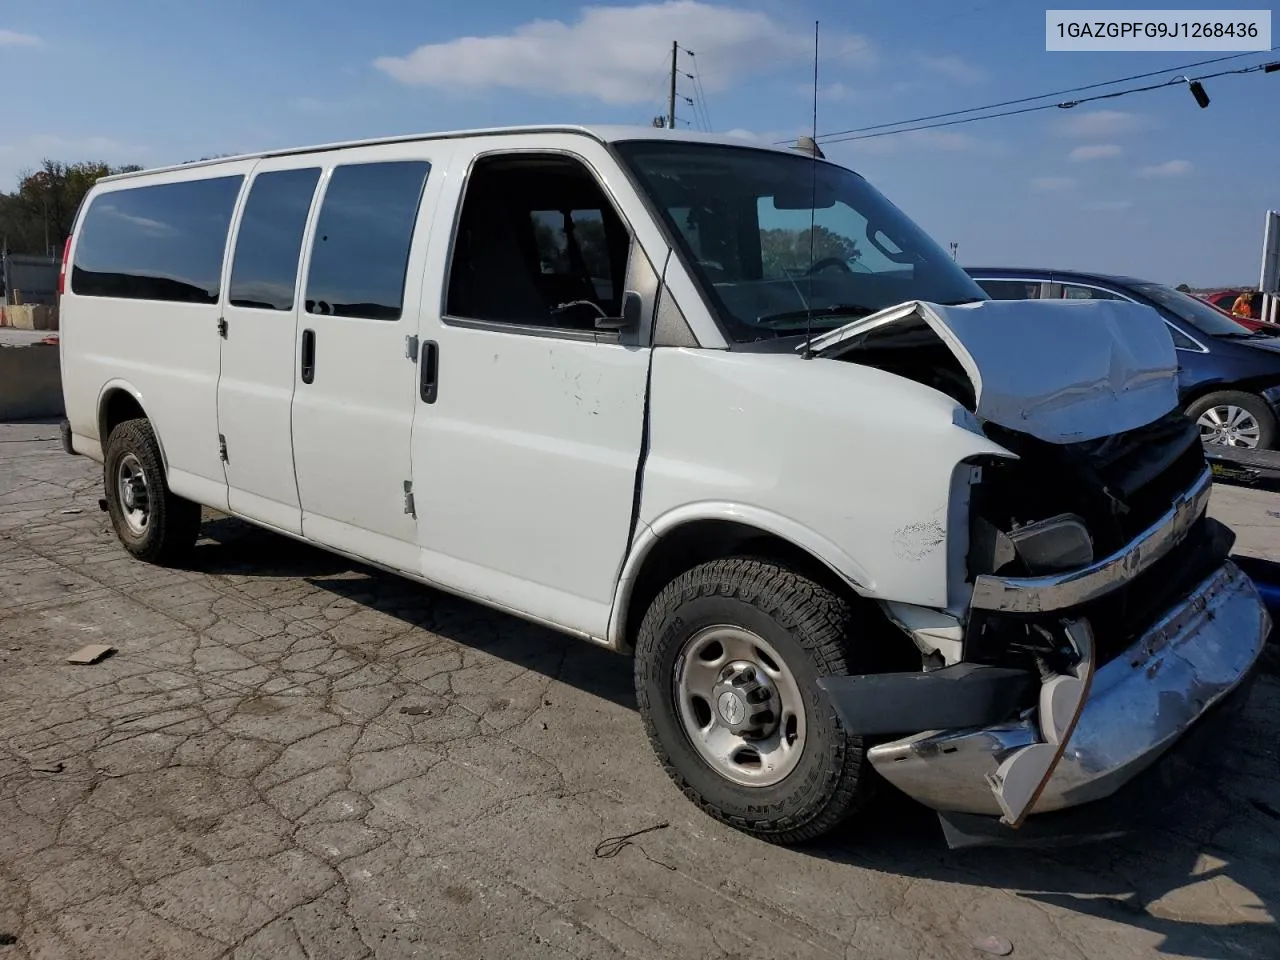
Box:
(58, 126), (1269, 847)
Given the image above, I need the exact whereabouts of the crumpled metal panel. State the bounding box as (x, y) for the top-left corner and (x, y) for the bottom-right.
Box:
(867, 560), (1269, 816)
(807, 298), (1180, 444)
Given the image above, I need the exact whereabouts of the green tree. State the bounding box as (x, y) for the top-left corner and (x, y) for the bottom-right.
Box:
(1, 159), (141, 256)
(760, 225), (860, 278)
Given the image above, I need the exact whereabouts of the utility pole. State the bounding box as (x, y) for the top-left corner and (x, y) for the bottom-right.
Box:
(667, 41), (679, 130)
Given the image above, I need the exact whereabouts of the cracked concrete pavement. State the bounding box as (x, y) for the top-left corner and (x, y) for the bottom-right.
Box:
(2, 419), (1279, 959)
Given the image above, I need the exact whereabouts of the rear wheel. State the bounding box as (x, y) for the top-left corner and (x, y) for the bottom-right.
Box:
(1186, 391), (1276, 449)
(634, 557), (876, 844)
(103, 418), (201, 565)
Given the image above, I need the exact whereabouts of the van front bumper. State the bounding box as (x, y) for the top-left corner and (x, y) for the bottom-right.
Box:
(866, 560), (1268, 822)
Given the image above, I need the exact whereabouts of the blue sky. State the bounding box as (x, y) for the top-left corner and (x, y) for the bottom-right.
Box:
(2, 0), (1276, 286)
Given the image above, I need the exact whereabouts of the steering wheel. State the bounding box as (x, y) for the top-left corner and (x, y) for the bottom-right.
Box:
(806, 256), (854, 275)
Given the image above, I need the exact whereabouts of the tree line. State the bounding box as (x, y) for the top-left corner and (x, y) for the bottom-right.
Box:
(0, 160), (144, 257)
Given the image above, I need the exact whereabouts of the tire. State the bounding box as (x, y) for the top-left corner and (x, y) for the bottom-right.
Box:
(634, 557), (876, 845)
(103, 418), (201, 565)
(1185, 391), (1277, 450)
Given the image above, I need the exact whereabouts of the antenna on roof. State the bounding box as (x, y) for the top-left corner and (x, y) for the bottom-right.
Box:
(802, 21), (820, 359)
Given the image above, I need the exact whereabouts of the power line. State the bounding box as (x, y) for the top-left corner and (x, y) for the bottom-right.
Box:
(687, 50), (714, 132)
(812, 58), (1280, 147)
(635, 50), (676, 126)
(680, 71), (710, 131)
(790, 48), (1275, 145)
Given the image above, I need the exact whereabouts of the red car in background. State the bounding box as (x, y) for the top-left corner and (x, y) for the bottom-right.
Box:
(1198, 289), (1273, 332)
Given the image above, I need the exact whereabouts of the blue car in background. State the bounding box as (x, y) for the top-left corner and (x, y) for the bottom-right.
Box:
(966, 268), (1280, 450)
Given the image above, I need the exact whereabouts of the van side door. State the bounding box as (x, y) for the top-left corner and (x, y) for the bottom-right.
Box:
(218, 160), (323, 534)
(410, 137), (666, 638)
(290, 143), (451, 570)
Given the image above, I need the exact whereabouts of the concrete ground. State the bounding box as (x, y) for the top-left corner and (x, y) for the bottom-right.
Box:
(2, 419), (1279, 960)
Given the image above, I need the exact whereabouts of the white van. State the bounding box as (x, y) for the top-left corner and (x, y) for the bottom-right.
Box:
(58, 126), (1267, 847)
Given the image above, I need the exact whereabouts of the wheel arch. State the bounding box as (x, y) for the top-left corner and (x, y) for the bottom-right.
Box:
(97, 381), (169, 474)
(608, 504), (878, 654)
(1182, 377), (1280, 410)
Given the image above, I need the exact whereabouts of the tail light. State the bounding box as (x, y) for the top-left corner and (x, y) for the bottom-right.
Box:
(58, 236), (71, 295)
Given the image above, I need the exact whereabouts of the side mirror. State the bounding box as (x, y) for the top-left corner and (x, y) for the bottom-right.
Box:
(595, 290), (642, 332)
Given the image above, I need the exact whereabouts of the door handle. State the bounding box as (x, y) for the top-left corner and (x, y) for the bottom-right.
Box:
(420, 340), (439, 403)
(300, 329), (316, 384)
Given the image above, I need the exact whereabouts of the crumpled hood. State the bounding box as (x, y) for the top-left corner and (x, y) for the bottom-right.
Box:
(805, 298), (1180, 444)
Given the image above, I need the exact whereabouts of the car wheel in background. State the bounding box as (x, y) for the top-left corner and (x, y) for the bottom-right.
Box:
(1186, 391), (1277, 450)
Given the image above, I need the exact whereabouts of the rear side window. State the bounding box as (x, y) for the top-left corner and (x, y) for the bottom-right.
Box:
(72, 176), (243, 303)
(304, 161), (430, 321)
(977, 279), (1039, 300)
(229, 168), (321, 311)
(1061, 283), (1124, 301)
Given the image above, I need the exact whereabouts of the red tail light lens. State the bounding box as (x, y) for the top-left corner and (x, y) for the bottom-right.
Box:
(58, 237), (71, 295)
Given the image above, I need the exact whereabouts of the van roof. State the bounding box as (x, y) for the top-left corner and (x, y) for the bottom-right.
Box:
(98, 125), (807, 183)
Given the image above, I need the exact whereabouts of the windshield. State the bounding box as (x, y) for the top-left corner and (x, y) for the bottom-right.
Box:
(614, 141), (986, 342)
(1132, 282), (1257, 337)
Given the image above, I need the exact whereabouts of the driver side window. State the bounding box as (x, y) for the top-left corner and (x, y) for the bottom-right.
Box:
(445, 153), (633, 333)
(756, 197), (903, 280)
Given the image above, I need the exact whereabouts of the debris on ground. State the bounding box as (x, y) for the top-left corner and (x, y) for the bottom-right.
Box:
(0, 932), (17, 945)
(593, 822), (676, 870)
(973, 934), (1014, 956)
(66, 644), (116, 665)
(30, 761), (64, 774)
(59, 507), (83, 515)
(399, 704), (431, 716)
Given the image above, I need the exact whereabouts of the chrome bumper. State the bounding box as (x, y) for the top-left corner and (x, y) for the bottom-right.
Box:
(970, 466), (1213, 613)
(868, 560), (1269, 817)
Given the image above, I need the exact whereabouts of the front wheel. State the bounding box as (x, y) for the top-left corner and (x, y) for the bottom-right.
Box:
(1186, 391), (1276, 449)
(634, 558), (874, 844)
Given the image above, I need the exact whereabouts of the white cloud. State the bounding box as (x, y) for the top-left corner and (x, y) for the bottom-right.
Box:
(1084, 199), (1134, 211)
(374, 2), (875, 105)
(1031, 175), (1076, 192)
(918, 54), (984, 84)
(1053, 109), (1147, 139)
(1138, 159), (1192, 178)
(818, 82), (859, 102)
(1068, 143), (1122, 162)
(0, 30), (41, 46)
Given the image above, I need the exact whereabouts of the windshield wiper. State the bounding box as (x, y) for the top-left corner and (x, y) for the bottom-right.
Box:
(753, 304), (876, 328)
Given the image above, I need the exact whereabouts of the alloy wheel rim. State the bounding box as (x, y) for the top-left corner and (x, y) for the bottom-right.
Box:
(674, 625), (807, 787)
(1197, 405), (1261, 448)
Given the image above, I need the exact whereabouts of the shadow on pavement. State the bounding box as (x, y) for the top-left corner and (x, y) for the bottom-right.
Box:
(189, 515), (1280, 957)
(818, 768), (1280, 959)
(190, 514), (637, 711)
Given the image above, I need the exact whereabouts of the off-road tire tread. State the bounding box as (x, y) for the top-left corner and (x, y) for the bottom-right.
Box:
(104, 418), (201, 566)
(634, 557), (869, 845)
